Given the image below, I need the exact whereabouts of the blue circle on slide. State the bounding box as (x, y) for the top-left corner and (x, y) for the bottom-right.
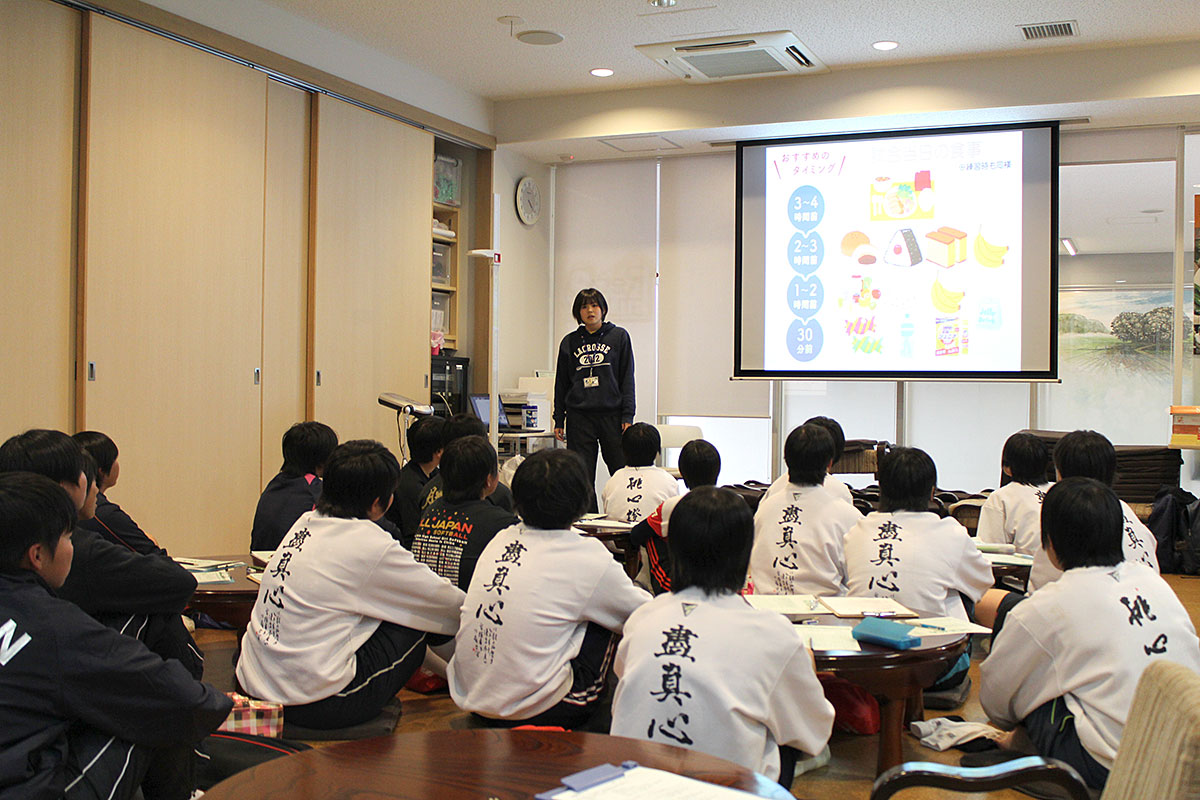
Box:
(787, 275), (824, 318)
(787, 232), (824, 274)
(787, 318), (824, 362)
(787, 185), (824, 233)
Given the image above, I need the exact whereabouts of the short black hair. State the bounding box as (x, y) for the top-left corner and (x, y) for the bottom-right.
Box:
(1041, 477), (1123, 570)
(571, 288), (608, 324)
(281, 421), (338, 476)
(804, 416), (846, 465)
(621, 423), (661, 467)
(72, 431), (119, 476)
(1054, 430), (1116, 486)
(785, 424), (834, 487)
(678, 439), (720, 489)
(0, 472), (77, 573)
(878, 447), (937, 513)
(1002, 432), (1049, 486)
(441, 436), (498, 504)
(512, 448), (591, 530)
(407, 416), (446, 464)
(0, 430), (87, 486)
(442, 413), (487, 450)
(80, 451), (97, 494)
(316, 440), (400, 519)
(669, 486), (753, 594)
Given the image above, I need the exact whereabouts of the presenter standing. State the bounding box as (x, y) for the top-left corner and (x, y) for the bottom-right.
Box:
(553, 288), (636, 488)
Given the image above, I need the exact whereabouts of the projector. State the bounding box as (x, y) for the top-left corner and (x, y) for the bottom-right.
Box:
(378, 393), (434, 417)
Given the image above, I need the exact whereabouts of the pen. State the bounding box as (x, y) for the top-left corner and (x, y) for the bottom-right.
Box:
(907, 621), (947, 631)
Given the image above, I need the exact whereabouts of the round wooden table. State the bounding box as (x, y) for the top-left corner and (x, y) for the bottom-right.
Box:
(812, 625), (968, 776)
(186, 554), (259, 634)
(202, 729), (795, 799)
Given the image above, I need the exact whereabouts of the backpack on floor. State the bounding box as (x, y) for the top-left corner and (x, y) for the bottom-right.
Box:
(1148, 486), (1200, 575)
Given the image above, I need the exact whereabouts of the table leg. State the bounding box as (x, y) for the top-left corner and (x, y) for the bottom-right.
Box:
(876, 693), (907, 776)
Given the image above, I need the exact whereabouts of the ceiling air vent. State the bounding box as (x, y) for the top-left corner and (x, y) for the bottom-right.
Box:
(1019, 20), (1079, 40)
(636, 31), (827, 83)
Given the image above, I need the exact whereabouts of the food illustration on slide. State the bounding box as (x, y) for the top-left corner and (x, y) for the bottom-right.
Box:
(974, 228), (1009, 267)
(840, 231), (878, 265)
(870, 170), (935, 222)
(884, 228), (922, 267)
(931, 278), (965, 314)
(935, 317), (968, 357)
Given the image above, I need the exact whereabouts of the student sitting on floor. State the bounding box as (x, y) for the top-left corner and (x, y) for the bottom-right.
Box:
(412, 435), (518, 590)
(250, 421), (338, 552)
(629, 438), (721, 594)
(448, 448), (650, 728)
(843, 446), (992, 620)
(975, 432), (1052, 556)
(0, 430), (202, 678)
(237, 440), (465, 730)
(1027, 429), (1158, 592)
(73, 430), (164, 556)
(611, 486), (835, 784)
(420, 414), (514, 513)
(749, 423), (862, 597)
(602, 423), (680, 524)
(980, 477), (1200, 791)
(385, 415), (445, 549)
(763, 416), (854, 505)
(0, 472), (232, 800)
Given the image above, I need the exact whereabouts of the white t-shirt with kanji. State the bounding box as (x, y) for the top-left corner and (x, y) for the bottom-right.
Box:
(976, 481), (1053, 556)
(748, 482), (862, 596)
(764, 472), (853, 505)
(611, 588), (835, 781)
(981, 561), (1200, 769)
(603, 465), (681, 524)
(843, 511), (993, 620)
(447, 522), (650, 720)
(237, 511), (465, 705)
(1028, 499), (1159, 593)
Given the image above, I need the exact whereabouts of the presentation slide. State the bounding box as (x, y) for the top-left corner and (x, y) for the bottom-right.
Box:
(737, 123), (1056, 380)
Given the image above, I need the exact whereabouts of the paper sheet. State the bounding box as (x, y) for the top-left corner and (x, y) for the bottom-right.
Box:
(984, 552), (1034, 566)
(575, 519), (634, 531)
(818, 597), (916, 618)
(795, 625), (861, 652)
(975, 542), (1016, 554)
(193, 569), (233, 584)
(540, 766), (760, 799)
(745, 594), (825, 615)
(902, 616), (991, 635)
(177, 558), (244, 572)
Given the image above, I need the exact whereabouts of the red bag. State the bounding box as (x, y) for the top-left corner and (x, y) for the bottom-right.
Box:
(818, 672), (880, 735)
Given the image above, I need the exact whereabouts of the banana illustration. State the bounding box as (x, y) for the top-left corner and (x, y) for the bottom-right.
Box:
(931, 278), (964, 313)
(974, 230), (1008, 267)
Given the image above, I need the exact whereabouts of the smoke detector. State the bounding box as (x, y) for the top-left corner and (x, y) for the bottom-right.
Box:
(636, 31), (827, 82)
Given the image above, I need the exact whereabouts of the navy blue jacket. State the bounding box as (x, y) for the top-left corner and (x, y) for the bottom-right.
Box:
(250, 471), (321, 551)
(78, 493), (164, 556)
(553, 321), (636, 425)
(0, 571), (231, 799)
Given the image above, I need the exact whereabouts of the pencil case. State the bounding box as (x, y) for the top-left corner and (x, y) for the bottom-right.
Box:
(851, 616), (922, 650)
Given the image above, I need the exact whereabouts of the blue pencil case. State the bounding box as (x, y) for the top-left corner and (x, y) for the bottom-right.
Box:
(852, 616), (922, 650)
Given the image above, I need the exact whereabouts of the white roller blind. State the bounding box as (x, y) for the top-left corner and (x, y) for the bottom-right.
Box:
(553, 161), (658, 422)
(660, 155), (770, 417)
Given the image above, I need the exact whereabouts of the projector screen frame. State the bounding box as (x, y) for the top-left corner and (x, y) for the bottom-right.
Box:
(733, 120), (1060, 382)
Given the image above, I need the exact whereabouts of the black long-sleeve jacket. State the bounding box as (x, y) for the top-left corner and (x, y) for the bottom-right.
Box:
(0, 571), (232, 799)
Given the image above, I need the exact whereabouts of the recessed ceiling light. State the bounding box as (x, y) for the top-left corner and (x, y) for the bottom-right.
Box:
(516, 29), (564, 45)
(1115, 279), (1127, 284)
(872, 40), (899, 51)
(590, 67), (614, 77)
(648, 0), (677, 7)
(1061, 237), (1078, 256)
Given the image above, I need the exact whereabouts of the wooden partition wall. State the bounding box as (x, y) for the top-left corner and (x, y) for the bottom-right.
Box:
(0, 0), (79, 431)
(311, 95), (432, 450)
(1, 0), (482, 555)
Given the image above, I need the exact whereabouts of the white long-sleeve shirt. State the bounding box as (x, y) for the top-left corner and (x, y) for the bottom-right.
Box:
(764, 472), (853, 505)
(981, 562), (1200, 769)
(237, 511), (465, 705)
(603, 465), (681, 524)
(448, 523), (650, 720)
(976, 481), (1052, 556)
(612, 588), (835, 781)
(844, 511), (993, 620)
(749, 482), (862, 596)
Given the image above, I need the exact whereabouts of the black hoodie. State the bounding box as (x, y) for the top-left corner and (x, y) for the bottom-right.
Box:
(553, 321), (636, 425)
